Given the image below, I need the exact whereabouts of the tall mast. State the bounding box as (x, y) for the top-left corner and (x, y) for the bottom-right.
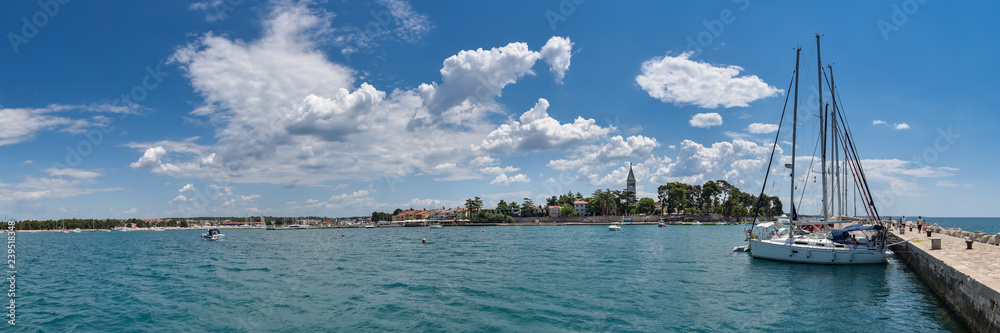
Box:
(816, 34), (828, 221)
(828, 64), (841, 217)
(832, 103), (839, 217)
(791, 47), (801, 222)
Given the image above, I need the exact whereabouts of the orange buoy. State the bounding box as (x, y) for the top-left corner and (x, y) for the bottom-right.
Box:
(342, 233), (345, 237)
(422, 238), (426, 243)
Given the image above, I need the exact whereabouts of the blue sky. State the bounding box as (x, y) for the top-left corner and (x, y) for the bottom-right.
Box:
(1, 0), (996, 219)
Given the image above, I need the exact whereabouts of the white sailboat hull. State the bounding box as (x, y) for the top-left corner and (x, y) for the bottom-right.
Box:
(749, 238), (890, 265)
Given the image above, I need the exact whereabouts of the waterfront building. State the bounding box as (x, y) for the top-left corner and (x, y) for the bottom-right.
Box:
(548, 206), (560, 217)
(573, 200), (588, 215)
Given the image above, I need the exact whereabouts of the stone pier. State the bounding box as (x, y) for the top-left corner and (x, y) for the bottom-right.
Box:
(889, 225), (1000, 333)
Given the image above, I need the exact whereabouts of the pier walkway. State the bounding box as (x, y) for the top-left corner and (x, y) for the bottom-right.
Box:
(889, 228), (1000, 332)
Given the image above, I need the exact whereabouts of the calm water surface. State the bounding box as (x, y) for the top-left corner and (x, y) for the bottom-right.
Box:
(921, 217), (1000, 234)
(13, 225), (969, 332)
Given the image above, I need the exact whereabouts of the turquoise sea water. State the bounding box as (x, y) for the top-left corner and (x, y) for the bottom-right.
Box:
(919, 217), (1000, 234)
(12, 225), (969, 332)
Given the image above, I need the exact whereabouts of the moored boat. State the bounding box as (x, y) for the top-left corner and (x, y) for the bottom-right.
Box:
(743, 35), (890, 265)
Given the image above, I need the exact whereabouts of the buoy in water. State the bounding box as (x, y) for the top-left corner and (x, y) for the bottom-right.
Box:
(422, 238), (426, 243)
(342, 233), (345, 237)
(482, 229), (485, 232)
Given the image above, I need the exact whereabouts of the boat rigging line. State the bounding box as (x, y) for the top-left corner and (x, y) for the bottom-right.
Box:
(750, 48), (799, 229)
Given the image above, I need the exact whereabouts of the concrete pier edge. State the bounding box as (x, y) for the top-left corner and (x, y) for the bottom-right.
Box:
(889, 227), (1000, 333)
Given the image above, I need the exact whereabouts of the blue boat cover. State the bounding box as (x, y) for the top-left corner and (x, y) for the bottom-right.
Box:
(830, 224), (883, 244)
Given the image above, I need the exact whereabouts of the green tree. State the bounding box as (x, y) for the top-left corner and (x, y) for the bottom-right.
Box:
(769, 196), (784, 216)
(497, 200), (510, 216)
(560, 203), (575, 216)
(657, 184), (669, 214)
(701, 181), (721, 212)
(636, 197), (656, 215)
(716, 180), (734, 204)
(688, 184), (702, 212)
(521, 197), (535, 217)
(622, 190), (637, 214)
(666, 182), (689, 214)
(465, 197), (483, 222)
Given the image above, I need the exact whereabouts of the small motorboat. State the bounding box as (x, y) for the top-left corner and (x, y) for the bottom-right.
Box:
(429, 224), (443, 228)
(658, 223), (666, 228)
(364, 225), (375, 229)
(202, 229), (225, 240)
(608, 224), (621, 231)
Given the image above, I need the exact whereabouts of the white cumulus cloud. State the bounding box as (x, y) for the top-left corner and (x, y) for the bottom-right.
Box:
(477, 98), (611, 153)
(130, 146), (167, 169)
(635, 51), (781, 108)
(747, 123), (778, 134)
(539, 36), (573, 84)
(130, 2), (574, 187)
(548, 135), (660, 177)
(689, 113), (723, 128)
(490, 173), (530, 185)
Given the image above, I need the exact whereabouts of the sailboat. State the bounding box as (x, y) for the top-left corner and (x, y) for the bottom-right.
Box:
(744, 35), (891, 265)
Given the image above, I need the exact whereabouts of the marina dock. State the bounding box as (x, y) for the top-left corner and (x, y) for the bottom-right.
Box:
(889, 227), (1000, 332)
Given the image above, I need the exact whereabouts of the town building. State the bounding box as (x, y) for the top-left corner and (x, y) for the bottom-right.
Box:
(548, 205), (561, 217)
(573, 200), (588, 216)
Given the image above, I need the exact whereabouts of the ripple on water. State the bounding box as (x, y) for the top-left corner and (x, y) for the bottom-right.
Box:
(12, 226), (971, 332)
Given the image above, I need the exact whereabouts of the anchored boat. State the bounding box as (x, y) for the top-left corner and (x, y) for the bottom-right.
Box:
(744, 35), (891, 265)
(202, 228), (225, 240)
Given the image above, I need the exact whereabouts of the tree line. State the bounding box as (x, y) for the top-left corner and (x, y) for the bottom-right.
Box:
(657, 180), (783, 217)
(1, 218), (183, 230)
(370, 180), (784, 223)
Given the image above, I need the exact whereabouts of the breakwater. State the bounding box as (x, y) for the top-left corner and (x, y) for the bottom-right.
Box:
(890, 223), (1000, 333)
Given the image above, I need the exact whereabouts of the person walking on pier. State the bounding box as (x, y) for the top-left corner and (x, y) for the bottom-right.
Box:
(917, 216), (924, 233)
